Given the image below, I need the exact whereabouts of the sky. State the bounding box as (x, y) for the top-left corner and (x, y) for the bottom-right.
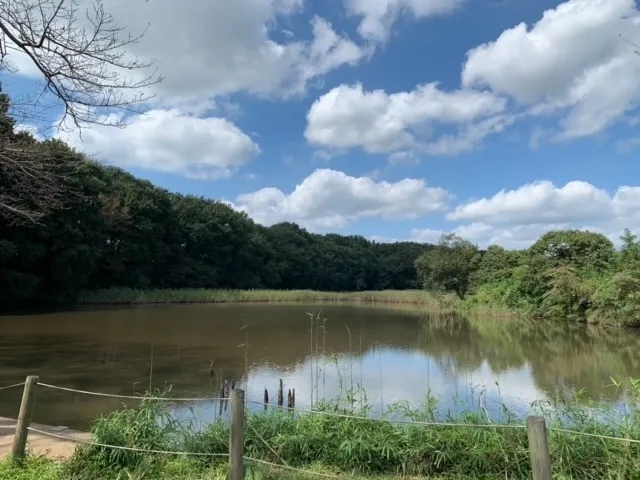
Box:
(5, 0), (640, 249)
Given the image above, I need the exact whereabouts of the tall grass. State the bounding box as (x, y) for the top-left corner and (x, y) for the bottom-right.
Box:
(77, 288), (447, 307)
(50, 378), (640, 480)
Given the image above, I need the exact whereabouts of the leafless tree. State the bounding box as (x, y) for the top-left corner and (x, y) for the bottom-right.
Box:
(0, 131), (74, 225)
(0, 0), (161, 224)
(0, 0), (161, 128)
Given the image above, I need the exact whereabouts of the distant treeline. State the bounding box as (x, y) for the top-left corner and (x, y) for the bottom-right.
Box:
(0, 97), (431, 311)
(3, 93), (640, 325)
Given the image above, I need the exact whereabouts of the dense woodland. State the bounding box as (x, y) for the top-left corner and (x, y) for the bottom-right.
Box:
(2, 92), (640, 325)
(0, 96), (429, 311)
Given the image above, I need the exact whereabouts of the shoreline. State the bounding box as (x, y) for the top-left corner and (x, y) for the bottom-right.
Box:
(74, 288), (520, 320)
(77, 288), (449, 306)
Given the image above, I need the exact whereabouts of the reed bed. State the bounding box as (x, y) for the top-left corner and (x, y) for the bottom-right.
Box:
(77, 288), (445, 307)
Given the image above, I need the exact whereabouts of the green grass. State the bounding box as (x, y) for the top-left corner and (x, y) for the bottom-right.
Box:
(0, 456), (502, 480)
(76, 288), (520, 320)
(0, 457), (63, 480)
(77, 288), (446, 307)
(10, 380), (635, 480)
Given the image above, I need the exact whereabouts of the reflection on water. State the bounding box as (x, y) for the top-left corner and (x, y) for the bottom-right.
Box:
(0, 304), (639, 429)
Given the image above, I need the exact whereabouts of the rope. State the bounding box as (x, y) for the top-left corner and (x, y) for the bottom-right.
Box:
(244, 457), (343, 478)
(247, 401), (526, 429)
(247, 422), (292, 470)
(0, 382), (25, 391)
(549, 427), (640, 444)
(38, 383), (228, 402)
(26, 427), (230, 457)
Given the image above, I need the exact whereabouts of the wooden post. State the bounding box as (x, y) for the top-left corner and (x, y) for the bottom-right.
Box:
(229, 389), (245, 480)
(12, 376), (39, 461)
(527, 416), (552, 480)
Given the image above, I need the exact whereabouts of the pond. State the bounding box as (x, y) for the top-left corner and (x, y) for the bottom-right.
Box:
(0, 303), (639, 430)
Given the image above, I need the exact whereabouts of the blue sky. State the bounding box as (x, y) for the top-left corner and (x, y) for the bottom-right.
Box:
(6, 0), (640, 248)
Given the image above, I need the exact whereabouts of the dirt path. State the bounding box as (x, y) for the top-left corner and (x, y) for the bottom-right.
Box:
(0, 417), (90, 460)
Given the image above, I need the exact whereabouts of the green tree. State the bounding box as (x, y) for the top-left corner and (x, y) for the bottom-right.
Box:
(528, 230), (615, 273)
(471, 245), (522, 289)
(415, 234), (479, 299)
(619, 228), (640, 271)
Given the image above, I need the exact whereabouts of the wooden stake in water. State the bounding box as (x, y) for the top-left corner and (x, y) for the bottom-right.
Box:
(264, 388), (269, 411)
(527, 416), (552, 480)
(277, 379), (284, 407)
(229, 389), (245, 480)
(12, 376), (38, 461)
(148, 344), (154, 392)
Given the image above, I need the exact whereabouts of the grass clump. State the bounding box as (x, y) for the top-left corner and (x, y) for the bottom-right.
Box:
(55, 380), (640, 479)
(0, 457), (62, 480)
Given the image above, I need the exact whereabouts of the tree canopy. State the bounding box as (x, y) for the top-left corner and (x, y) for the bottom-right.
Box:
(0, 98), (435, 310)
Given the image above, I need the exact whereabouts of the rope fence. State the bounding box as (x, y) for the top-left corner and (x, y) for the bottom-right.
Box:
(0, 382), (25, 392)
(26, 427), (230, 457)
(37, 382), (228, 402)
(4, 379), (639, 441)
(548, 427), (640, 444)
(27, 427), (344, 478)
(4, 376), (640, 480)
(246, 399), (527, 429)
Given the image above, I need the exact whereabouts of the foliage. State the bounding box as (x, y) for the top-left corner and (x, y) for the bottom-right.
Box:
(0, 96), (435, 312)
(0, 456), (62, 480)
(55, 379), (640, 480)
(459, 229), (640, 326)
(3, 94), (640, 327)
(415, 234), (479, 300)
(77, 288), (444, 306)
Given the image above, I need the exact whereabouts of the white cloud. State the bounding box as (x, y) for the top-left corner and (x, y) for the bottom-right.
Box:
(346, 0), (462, 42)
(461, 0), (640, 139)
(59, 110), (260, 179)
(447, 181), (615, 224)
(232, 168), (450, 230)
(7, 1), (366, 110)
(305, 83), (507, 156)
(406, 180), (640, 249)
(118, 5), (367, 106)
(411, 223), (573, 250)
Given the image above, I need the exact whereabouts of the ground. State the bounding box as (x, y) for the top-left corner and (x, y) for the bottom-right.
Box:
(0, 417), (87, 460)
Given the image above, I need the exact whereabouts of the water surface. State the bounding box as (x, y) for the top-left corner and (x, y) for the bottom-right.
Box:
(1, 304), (639, 429)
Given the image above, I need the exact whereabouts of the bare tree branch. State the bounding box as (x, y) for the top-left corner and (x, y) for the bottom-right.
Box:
(0, 131), (79, 225)
(0, 0), (161, 224)
(0, 0), (162, 129)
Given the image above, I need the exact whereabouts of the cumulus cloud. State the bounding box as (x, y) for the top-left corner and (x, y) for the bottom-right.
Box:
(8, 0), (367, 110)
(448, 181), (640, 226)
(408, 180), (640, 249)
(232, 168), (450, 230)
(346, 0), (462, 42)
(305, 82), (507, 157)
(58, 109), (260, 179)
(411, 223), (573, 250)
(447, 181), (615, 224)
(462, 0), (640, 139)
(119, 3), (367, 105)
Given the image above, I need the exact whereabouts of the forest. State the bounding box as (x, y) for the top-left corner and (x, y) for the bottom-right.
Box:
(0, 95), (428, 310)
(2, 92), (640, 325)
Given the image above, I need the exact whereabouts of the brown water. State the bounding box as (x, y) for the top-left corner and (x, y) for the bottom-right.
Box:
(1, 303), (639, 430)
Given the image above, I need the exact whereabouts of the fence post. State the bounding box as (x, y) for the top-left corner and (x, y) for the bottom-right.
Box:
(527, 415), (552, 480)
(229, 389), (245, 480)
(12, 375), (39, 461)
